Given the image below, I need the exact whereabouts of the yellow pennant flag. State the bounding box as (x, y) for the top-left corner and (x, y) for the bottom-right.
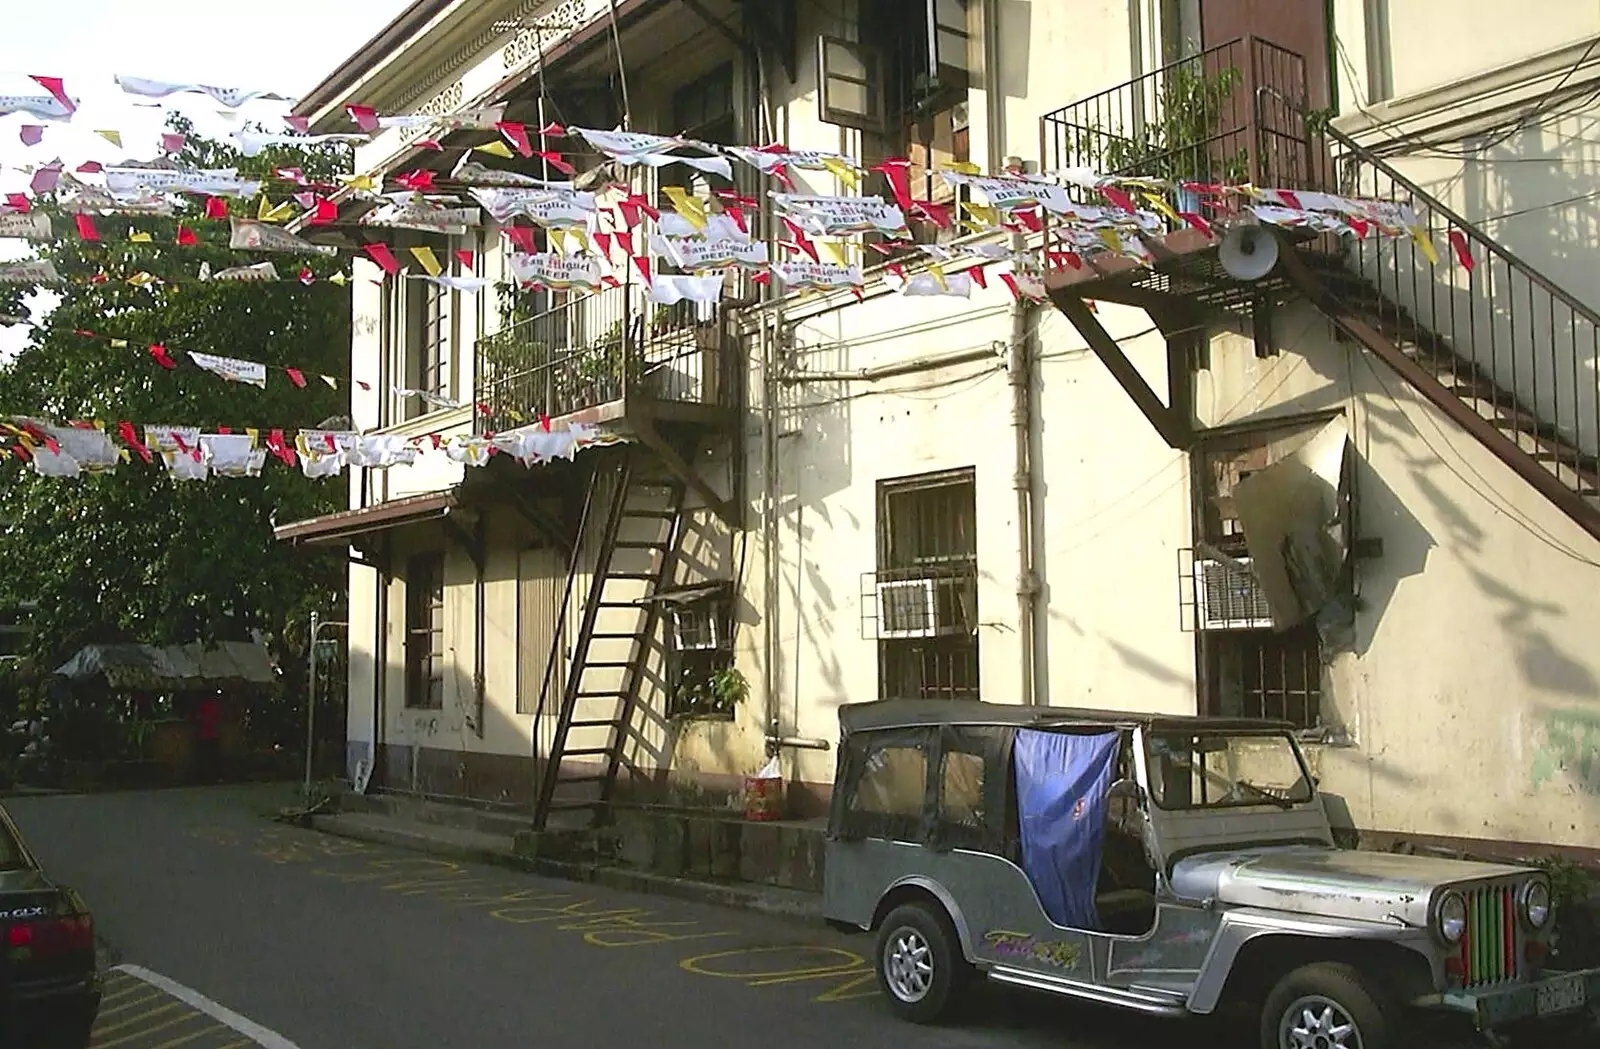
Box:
(1410, 226), (1440, 265)
(258, 198), (295, 223)
(95, 130), (122, 147)
(962, 202), (1001, 228)
(118, 448), (129, 462)
(128, 231), (153, 243)
(819, 155), (859, 188)
(548, 228), (567, 255)
(109, 339), (128, 349)
(1099, 228), (1122, 254)
(820, 240), (849, 266)
(568, 228), (589, 254)
(245, 428), (260, 445)
(321, 375), (339, 390)
(660, 185), (708, 231)
(1141, 192), (1181, 226)
(338, 172), (379, 192)
(329, 272), (349, 286)
(409, 245), (443, 277)
(474, 141), (515, 159)
(928, 264), (949, 292)
(942, 160), (982, 176)
(126, 271), (158, 287)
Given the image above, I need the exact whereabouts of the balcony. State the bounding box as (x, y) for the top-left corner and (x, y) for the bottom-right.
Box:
(473, 280), (739, 437)
(1042, 36), (1320, 201)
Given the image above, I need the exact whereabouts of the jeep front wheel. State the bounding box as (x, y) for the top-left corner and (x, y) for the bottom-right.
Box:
(1261, 961), (1394, 1049)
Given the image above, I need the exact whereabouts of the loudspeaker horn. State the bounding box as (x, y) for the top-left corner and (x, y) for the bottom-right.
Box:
(1217, 224), (1280, 282)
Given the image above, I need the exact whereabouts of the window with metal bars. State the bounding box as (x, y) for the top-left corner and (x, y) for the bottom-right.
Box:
(875, 468), (979, 701)
(1192, 421), (1337, 728)
(405, 553), (445, 710)
(406, 261), (453, 418)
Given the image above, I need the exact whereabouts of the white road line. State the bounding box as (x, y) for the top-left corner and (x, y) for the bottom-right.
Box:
(110, 964), (302, 1049)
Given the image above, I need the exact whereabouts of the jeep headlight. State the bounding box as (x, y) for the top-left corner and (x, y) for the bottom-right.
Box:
(1437, 890), (1468, 943)
(1521, 880), (1552, 929)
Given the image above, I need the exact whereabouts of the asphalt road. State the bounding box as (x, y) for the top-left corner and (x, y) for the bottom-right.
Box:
(4, 785), (1237, 1049)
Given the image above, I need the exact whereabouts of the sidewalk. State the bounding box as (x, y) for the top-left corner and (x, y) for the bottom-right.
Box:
(302, 804), (825, 924)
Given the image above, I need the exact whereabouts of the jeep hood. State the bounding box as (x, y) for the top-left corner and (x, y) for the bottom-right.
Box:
(1169, 846), (1534, 929)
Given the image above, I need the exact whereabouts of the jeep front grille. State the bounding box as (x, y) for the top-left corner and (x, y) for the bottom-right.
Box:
(1460, 883), (1520, 987)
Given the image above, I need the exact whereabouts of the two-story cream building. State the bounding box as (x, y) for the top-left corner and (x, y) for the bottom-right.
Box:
(278, 0), (1600, 863)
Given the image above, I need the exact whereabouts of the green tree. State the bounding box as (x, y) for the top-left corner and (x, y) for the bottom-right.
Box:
(0, 119), (354, 702)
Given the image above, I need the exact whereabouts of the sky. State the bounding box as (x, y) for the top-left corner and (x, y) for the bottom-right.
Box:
(0, 0), (414, 360)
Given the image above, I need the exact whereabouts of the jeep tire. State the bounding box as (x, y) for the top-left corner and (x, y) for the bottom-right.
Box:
(874, 902), (970, 1024)
(1261, 961), (1395, 1049)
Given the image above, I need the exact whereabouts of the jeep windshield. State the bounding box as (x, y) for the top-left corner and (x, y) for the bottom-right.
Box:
(1144, 730), (1314, 810)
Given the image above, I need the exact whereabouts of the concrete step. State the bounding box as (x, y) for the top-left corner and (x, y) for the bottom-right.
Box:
(339, 791), (533, 838)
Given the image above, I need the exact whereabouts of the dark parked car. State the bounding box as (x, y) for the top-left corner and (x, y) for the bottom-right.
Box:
(0, 803), (100, 1048)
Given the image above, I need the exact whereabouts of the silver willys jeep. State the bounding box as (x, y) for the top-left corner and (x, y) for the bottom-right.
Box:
(822, 700), (1600, 1047)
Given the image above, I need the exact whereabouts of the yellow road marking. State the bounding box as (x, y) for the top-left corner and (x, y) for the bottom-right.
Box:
(90, 1008), (204, 1048)
(97, 989), (167, 1015)
(92, 1000), (185, 1037)
(142, 1023), (231, 1049)
(212, 1040), (256, 1049)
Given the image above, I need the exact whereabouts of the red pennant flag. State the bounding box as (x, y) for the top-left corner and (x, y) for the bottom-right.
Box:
(275, 167), (305, 183)
(285, 115), (310, 133)
(1447, 230), (1475, 272)
(171, 432), (190, 454)
(593, 231), (613, 258)
(454, 249), (475, 270)
(474, 403), (492, 417)
(357, 380), (372, 391)
(309, 198), (337, 226)
(20, 423), (58, 455)
(614, 230), (633, 257)
(285, 368), (307, 388)
(298, 267), (316, 285)
(1100, 185), (1137, 213)
(1275, 189), (1304, 210)
(346, 104), (379, 133)
(536, 122), (566, 137)
(631, 256), (652, 285)
(148, 343), (176, 369)
(76, 161), (102, 174)
(161, 132), (186, 153)
(29, 75), (74, 114)
(751, 270), (772, 286)
(19, 125), (43, 146)
(416, 139), (443, 151)
(886, 263), (906, 280)
(540, 413), (552, 432)
(266, 429), (297, 467)
(533, 151), (575, 175)
(1178, 211), (1213, 238)
(723, 205), (748, 234)
(768, 164), (795, 190)
(1347, 218), (1371, 239)
(394, 169), (435, 192)
(429, 434), (442, 450)
(601, 275), (622, 289)
(998, 272), (1023, 302)
(869, 157), (913, 211)
(175, 225), (197, 246)
(293, 190), (317, 209)
(5, 193), (31, 212)
(781, 220), (818, 262)
(204, 196), (228, 220)
(74, 214), (99, 242)
(864, 242), (894, 256)
(503, 226), (535, 253)
(117, 422), (152, 463)
(968, 265), (987, 290)
(362, 243), (402, 275)
(497, 121), (533, 157)
(909, 200), (952, 229)
(617, 199), (642, 229)
(323, 434), (337, 452)
(219, 426), (231, 435)
(1012, 208), (1044, 233)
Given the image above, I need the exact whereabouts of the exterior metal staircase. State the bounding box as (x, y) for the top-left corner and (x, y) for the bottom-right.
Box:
(1283, 123), (1600, 541)
(531, 448), (687, 831)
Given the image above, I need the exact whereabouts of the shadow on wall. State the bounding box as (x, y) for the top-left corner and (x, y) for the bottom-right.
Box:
(1346, 453), (1433, 656)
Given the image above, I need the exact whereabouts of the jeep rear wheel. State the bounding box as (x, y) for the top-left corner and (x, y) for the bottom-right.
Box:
(874, 902), (969, 1024)
(1261, 962), (1394, 1049)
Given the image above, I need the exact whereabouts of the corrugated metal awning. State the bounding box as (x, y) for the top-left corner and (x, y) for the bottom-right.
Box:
(274, 489), (460, 545)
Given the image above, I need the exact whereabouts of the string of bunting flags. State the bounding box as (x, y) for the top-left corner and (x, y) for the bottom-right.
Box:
(0, 413), (624, 482)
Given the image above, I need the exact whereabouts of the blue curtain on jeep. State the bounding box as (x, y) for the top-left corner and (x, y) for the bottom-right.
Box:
(1013, 729), (1121, 930)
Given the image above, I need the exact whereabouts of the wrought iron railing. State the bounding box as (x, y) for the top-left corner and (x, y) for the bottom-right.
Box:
(1314, 121), (1600, 471)
(1041, 36), (1318, 212)
(474, 280), (735, 435)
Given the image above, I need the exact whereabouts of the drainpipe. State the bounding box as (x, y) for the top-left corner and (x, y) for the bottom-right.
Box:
(756, 47), (782, 758)
(981, 0), (1005, 174)
(1008, 230), (1042, 706)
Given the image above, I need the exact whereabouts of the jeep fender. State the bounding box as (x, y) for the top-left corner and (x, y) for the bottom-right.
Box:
(871, 876), (977, 962)
(1188, 907), (1440, 1014)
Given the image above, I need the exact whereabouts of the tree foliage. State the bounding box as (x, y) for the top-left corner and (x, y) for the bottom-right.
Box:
(0, 118), (355, 677)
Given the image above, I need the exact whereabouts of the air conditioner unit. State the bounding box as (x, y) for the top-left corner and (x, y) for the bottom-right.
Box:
(876, 576), (974, 639)
(1193, 556), (1275, 631)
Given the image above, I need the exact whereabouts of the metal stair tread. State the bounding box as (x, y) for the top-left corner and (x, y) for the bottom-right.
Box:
(568, 718), (622, 728)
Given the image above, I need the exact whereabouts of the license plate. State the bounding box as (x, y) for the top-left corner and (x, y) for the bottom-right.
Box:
(1536, 973), (1587, 1016)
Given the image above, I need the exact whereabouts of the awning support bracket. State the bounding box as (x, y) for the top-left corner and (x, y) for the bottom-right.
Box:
(631, 408), (740, 530)
(1051, 294), (1194, 450)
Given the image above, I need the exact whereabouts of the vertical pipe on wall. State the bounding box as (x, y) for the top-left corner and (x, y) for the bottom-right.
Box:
(1008, 261), (1041, 706)
(755, 44), (781, 755)
(980, 0), (1004, 172)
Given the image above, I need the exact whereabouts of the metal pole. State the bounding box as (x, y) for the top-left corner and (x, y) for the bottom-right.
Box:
(304, 614), (349, 803)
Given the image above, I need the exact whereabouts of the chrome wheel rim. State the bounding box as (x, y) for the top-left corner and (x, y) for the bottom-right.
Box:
(882, 925), (934, 1003)
(1280, 995), (1362, 1049)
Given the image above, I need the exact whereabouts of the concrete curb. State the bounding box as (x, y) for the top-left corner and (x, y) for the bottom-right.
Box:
(305, 814), (824, 924)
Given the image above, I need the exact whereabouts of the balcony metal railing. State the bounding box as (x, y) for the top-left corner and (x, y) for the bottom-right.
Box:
(1041, 36), (1318, 212)
(473, 280), (735, 434)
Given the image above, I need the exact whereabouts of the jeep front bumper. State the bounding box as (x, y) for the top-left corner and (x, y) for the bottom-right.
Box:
(1422, 968), (1600, 1029)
